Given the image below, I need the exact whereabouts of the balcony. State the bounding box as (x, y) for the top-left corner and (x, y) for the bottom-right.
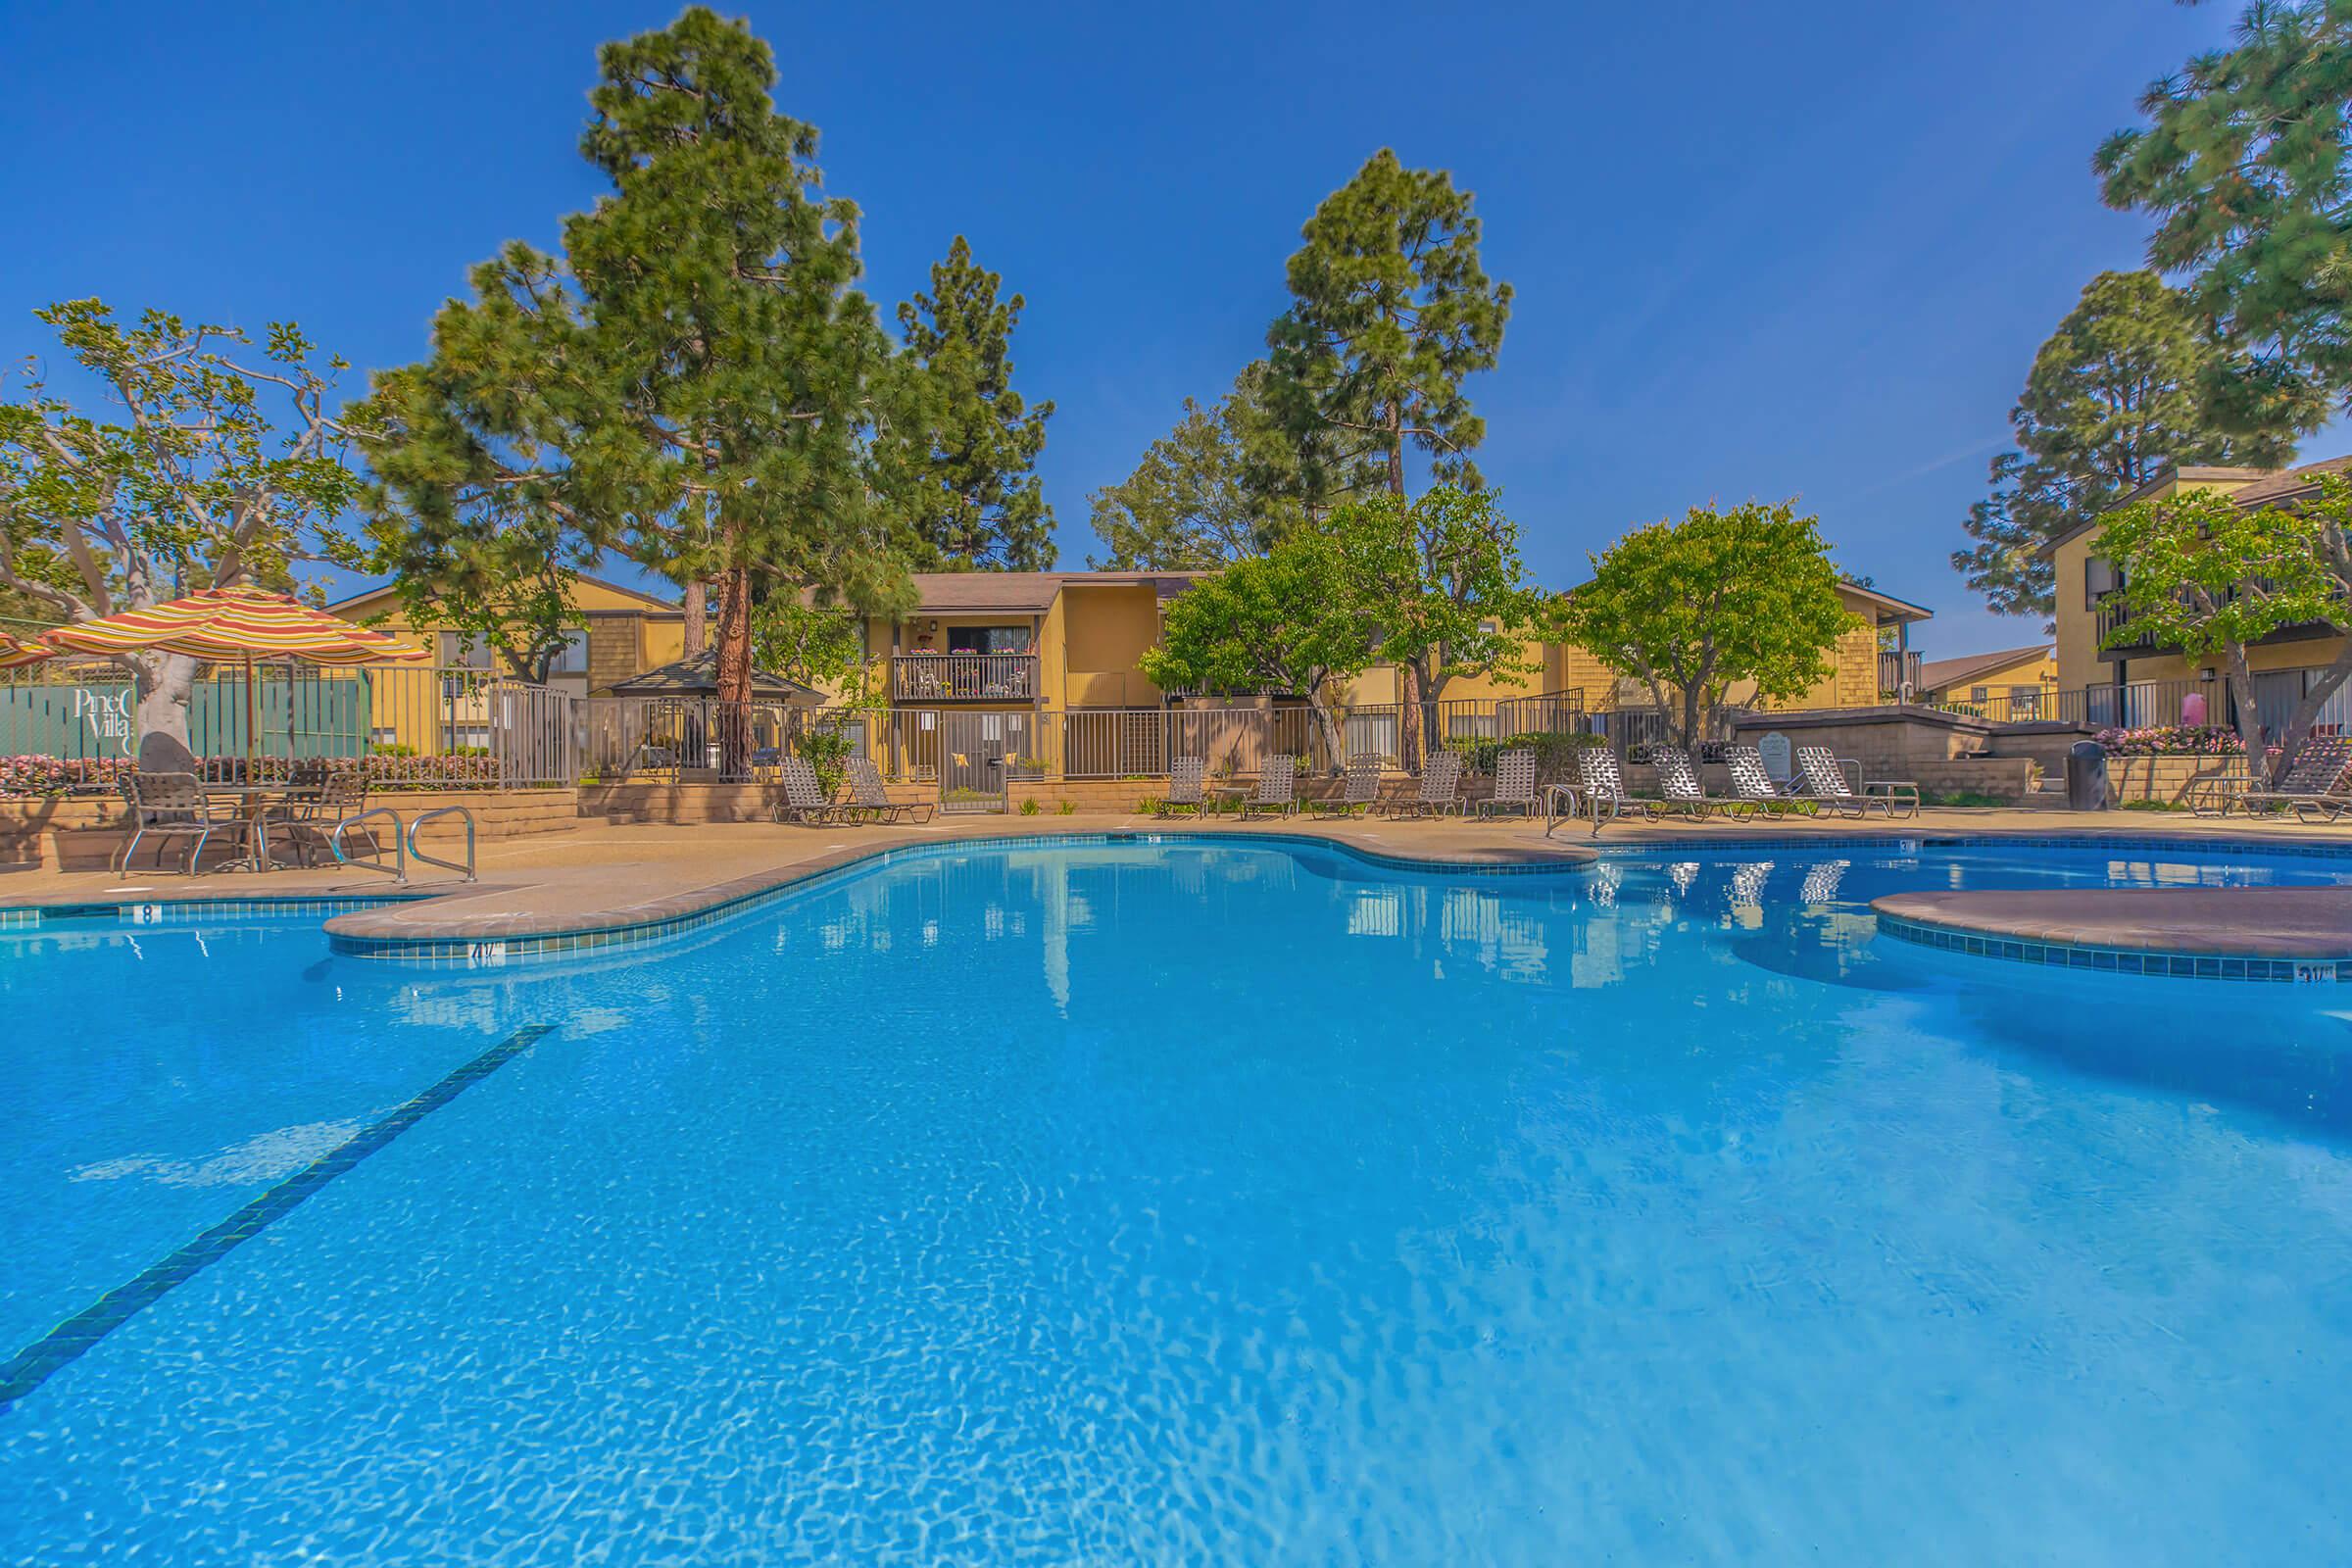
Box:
(2093, 589), (2155, 654)
(891, 652), (1038, 703)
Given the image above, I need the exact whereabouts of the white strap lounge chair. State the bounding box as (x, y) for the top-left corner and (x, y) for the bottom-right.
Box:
(1242, 756), (1299, 816)
(1793, 746), (1918, 818)
(1478, 748), (1541, 819)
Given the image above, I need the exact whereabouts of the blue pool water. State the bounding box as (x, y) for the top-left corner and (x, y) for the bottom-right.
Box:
(3, 837), (2351, 1564)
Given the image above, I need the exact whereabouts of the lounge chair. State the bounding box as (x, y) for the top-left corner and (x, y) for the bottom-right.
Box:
(1722, 744), (1806, 817)
(1563, 746), (1659, 832)
(1308, 754), (1383, 815)
(2240, 737), (2352, 822)
(1478, 748), (1541, 819)
(1155, 757), (1207, 816)
(772, 758), (842, 825)
(1242, 756), (1299, 816)
(1381, 750), (1463, 817)
(115, 771), (253, 875)
(1793, 745), (1918, 818)
(1647, 746), (1722, 817)
(843, 756), (933, 824)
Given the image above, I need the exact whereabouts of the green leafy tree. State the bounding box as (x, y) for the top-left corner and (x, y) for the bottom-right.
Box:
(1087, 364), (1309, 567)
(1264, 151), (1511, 503)
(2096, 476), (2352, 781)
(2096, 1), (2352, 421)
(1956, 270), (2306, 624)
(357, 8), (911, 764)
(754, 596), (875, 703)
(0, 300), (362, 744)
(1139, 532), (1382, 760)
(1551, 500), (1860, 753)
(1323, 486), (1542, 759)
(891, 235), (1055, 570)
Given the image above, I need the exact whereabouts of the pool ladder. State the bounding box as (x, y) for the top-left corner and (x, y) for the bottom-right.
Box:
(328, 805), (478, 885)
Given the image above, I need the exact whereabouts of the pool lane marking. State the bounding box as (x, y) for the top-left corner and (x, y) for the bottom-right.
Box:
(0, 1023), (556, 1416)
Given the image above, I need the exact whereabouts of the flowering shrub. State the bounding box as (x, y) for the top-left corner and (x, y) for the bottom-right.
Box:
(0, 752), (509, 797)
(0, 755), (136, 798)
(2094, 725), (2245, 757)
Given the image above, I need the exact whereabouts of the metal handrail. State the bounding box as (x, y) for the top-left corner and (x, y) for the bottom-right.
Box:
(405, 805), (477, 882)
(329, 807), (408, 883)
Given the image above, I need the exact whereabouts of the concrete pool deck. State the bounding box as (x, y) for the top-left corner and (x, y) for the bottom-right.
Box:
(5, 807), (2351, 962)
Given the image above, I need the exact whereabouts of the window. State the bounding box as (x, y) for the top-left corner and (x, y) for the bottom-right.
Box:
(947, 625), (1031, 655)
(437, 632), (495, 669)
(1478, 617), (1500, 637)
(2083, 556), (2119, 611)
(1970, 685), (1988, 702)
(547, 629), (590, 676)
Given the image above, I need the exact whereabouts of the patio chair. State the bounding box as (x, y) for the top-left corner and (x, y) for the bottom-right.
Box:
(1308, 754), (1383, 815)
(1722, 744), (1807, 817)
(1478, 748), (1541, 819)
(844, 755), (933, 824)
(1647, 746), (1723, 818)
(1381, 750), (1464, 817)
(1563, 746), (1659, 832)
(1242, 756), (1299, 816)
(1793, 746), (1919, 819)
(772, 758), (842, 825)
(257, 772), (370, 868)
(115, 770), (252, 876)
(1155, 757), (1208, 816)
(2240, 737), (2352, 823)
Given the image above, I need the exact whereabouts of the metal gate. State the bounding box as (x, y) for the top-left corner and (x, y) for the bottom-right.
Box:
(939, 710), (1027, 813)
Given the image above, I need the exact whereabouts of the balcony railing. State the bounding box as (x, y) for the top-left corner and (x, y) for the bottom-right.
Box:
(1878, 649), (1922, 696)
(2093, 589), (2155, 652)
(890, 652), (1038, 702)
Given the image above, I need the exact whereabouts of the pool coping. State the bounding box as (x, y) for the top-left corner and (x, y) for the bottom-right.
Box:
(311, 829), (1603, 963)
(1870, 887), (2352, 982)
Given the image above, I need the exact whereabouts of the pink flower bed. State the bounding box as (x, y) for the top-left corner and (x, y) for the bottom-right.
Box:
(2094, 725), (2245, 757)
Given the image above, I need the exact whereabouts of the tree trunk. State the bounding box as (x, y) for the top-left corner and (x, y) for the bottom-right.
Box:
(712, 561), (755, 778)
(683, 578), (707, 658)
(131, 651), (199, 759)
(1306, 688), (1347, 774)
(1679, 681), (1705, 757)
(2222, 640), (2269, 784)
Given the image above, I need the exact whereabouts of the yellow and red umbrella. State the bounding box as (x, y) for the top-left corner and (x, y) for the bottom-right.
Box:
(0, 629), (55, 671)
(45, 586), (428, 769)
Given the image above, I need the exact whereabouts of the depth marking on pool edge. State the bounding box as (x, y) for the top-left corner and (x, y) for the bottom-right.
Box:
(0, 1023), (556, 1416)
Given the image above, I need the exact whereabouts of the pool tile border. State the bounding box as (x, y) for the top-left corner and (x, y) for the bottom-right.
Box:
(1874, 910), (2349, 984)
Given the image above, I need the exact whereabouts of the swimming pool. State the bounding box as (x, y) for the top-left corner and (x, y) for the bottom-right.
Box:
(4, 837), (2351, 1563)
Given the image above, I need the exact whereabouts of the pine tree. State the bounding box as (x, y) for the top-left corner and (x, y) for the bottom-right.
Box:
(893, 236), (1055, 570)
(359, 8), (910, 744)
(1263, 150), (1512, 502)
(1952, 270), (2306, 624)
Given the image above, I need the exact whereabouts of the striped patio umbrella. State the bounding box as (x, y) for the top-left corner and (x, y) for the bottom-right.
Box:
(44, 586), (428, 769)
(0, 629), (55, 670)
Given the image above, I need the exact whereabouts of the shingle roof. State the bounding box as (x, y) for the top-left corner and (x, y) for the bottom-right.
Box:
(1918, 644), (2051, 693)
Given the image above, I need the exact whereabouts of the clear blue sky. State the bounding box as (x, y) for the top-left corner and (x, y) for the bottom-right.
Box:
(0, 0), (2300, 656)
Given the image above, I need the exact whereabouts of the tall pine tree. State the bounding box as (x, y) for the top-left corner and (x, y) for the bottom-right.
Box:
(359, 8), (910, 739)
(893, 236), (1055, 570)
(1263, 150), (1512, 502)
(1953, 270), (2305, 624)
